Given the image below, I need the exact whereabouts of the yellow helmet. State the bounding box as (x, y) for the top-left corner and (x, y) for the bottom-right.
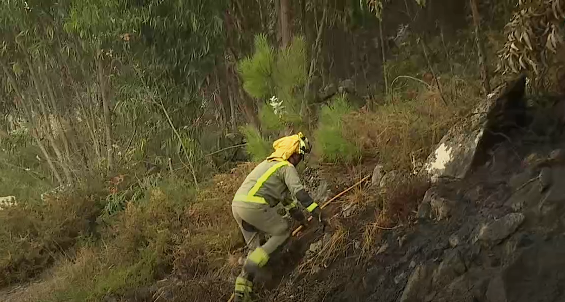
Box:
(267, 132), (311, 161)
(297, 132), (311, 155)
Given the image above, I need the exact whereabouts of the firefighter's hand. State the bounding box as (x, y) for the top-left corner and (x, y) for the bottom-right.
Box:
(289, 207), (306, 224)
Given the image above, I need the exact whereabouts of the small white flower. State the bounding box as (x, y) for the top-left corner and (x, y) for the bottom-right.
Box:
(269, 96), (285, 117)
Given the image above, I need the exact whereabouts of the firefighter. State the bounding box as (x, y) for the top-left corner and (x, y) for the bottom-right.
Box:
(232, 132), (325, 301)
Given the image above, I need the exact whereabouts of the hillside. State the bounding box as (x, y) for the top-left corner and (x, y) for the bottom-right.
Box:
(0, 1), (564, 302)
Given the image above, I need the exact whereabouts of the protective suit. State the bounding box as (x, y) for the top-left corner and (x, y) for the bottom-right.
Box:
(232, 133), (322, 301)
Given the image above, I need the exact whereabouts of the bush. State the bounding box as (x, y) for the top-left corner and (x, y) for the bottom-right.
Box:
(240, 125), (271, 162)
(314, 96), (361, 163)
(239, 34), (309, 134)
(258, 105), (284, 134)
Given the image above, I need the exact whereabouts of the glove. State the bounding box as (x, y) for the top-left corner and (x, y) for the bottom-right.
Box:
(310, 207), (327, 231)
(289, 207), (306, 224)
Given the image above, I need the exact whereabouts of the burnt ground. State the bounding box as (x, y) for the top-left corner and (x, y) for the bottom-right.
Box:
(255, 103), (565, 302)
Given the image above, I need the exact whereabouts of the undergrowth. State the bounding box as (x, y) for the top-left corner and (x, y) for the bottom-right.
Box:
(1, 163), (255, 302)
(0, 192), (100, 286)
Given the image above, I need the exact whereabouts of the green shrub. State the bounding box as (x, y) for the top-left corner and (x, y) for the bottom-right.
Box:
(240, 125), (271, 162)
(239, 34), (309, 135)
(314, 96), (360, 163)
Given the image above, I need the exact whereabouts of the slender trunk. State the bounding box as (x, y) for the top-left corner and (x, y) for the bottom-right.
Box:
(74, 84), (102, 163)
(41, 67), (73, 167)
(27, 60), (73, 184)
(280, 0), (291, 48)
(67, 116), (89, 169)
(0, 61), (63, 185)
(97, 54), (114, 172)
(228, 87), (237, 133)
(419, 37), (448, 105)
(158, 100), (199, 189)
(470, 0), (491, 94)
(32, 130), (63, 185)
(213, 69), (227, 131)
(303, 1), (328, 117)
(379, 20), (389, 96)
(222, 63), (237, 133)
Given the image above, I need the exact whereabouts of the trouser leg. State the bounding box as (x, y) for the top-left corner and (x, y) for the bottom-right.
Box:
(232, 203), (290, 302)
(233, 203), (290, 257)
(232, 206), (262, 251)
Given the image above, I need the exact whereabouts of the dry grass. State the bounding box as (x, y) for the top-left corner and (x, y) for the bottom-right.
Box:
(360, 176), (429, 259)
(0, 192), (100, 287)
(297, 222), (349, 275)
(345, 78), (479, 171)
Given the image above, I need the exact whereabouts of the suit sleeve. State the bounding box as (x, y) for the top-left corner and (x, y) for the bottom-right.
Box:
(279, 165), (318, 212)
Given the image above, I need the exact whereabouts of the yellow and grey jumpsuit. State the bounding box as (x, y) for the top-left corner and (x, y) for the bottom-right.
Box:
(232, 159), (318, 297)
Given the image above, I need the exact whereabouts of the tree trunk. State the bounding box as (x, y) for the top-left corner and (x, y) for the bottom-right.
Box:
(158, 100), (199, 189)
(223, 61), (237, 133)
(280, 0), (291, 48)
(470, 0), (491, 94)
(97, 54), (114, 172)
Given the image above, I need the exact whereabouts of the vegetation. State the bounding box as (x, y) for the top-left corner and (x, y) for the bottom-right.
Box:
(0, 0), (562, 301)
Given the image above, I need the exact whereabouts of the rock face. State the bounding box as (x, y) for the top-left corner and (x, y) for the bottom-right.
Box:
(379, 170), (400, 189)
(419, 187), (456, 221)
(432, 249), (467, 287)
(477, 213), (525, 245)
(502, 239), (565, 302)
(399, 263), (436, 302)
(422, 76), (526, 182)
(371, 164), (384, 187)
(485, 275), (507, 302)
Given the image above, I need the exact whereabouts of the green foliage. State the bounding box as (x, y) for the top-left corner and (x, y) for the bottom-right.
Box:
(239, 34), (308, 134)
(314, 96), (360, 163)
(258, 105), (284, 133)
(238, 34), (275, 99)
(274, 36), (308, 124)
(274, 36), (307, 100)
(240, 125), (271, 162)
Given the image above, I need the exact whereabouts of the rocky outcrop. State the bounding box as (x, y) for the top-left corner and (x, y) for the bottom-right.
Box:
(418, 187), (457, 221)
(422, 76), (527, 182)
(477, 213), (525, 245)
(399, 263), (436, 302)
